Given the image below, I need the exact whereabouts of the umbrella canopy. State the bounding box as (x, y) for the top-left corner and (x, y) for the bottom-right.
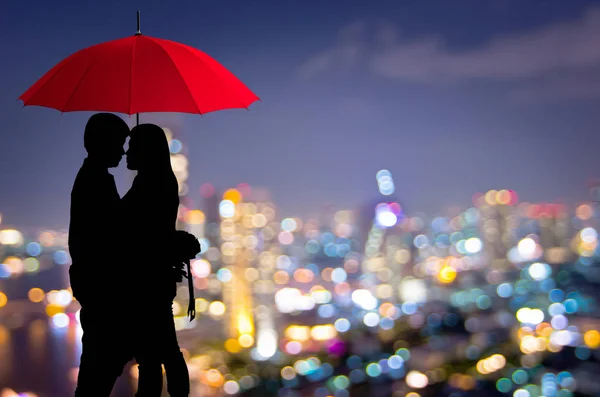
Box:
(19, 34), (259, 115)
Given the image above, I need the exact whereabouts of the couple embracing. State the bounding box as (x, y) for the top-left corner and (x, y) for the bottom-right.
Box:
(68, 113), (198, 396)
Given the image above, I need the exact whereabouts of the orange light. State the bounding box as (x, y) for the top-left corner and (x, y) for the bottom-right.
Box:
(223, 189), (243, 204)
(185, 210), (205, 224)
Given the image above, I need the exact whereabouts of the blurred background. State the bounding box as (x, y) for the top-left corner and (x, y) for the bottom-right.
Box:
(2, 0), (600, 396)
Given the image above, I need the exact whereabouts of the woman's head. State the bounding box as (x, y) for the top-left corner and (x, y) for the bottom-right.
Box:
(126, 123), (172, 172)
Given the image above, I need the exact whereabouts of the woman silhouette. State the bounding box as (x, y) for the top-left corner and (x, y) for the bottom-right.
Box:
(122, 123), (190, 396)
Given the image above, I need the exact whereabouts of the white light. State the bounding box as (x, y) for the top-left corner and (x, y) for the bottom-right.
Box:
(551, 315), (568, 330)
(256, 328), (278, 360)
(191, 259), (211, 278)
(52, 313), (70, 328)
(465, 237), (483, 254)
(376, 169), (392, 180)
(529, 262), (550, 281)
(376, 210), (397, 228)
(351, 289), (378, 310)
(581, 227), (598, 243)
(363, 312), (380, 327)
(516, 308), (544, 325)
(518, 238), (536, 258)
(55, 290), (73, 307)
(275, 288), (301, 313)
(400, 278), (427, 303)
(223, 381), (240, 395)
(219, 200), (235, 218)
(406, 371), (428, 388)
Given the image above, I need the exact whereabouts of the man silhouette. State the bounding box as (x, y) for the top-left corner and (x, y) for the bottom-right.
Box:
(68, 113), (130, 396)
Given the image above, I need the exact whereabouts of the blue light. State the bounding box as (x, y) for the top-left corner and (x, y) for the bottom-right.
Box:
(0, 264), (10, 278)
(349, 369), (366, 384)
(335, 318), (351, 333)
(197, 238), (210, 255)
(365, 363), (382, 377)
(380, 317), (395, 330)
(331, 268), (347, 283)
(387, 355), (404, 370)
(169, 139), (182, 154)
(346, 355), (362, 370)
(317, 304), (335, 318)
(563, 299), (578, 314)
(26, 242), (42, 256)
(54, 250), (70, 265)
(401, 302), (417, 315)
(216, 268), (232, 282)
(497, 283), (513, 298)
(549, 289), (565, 303)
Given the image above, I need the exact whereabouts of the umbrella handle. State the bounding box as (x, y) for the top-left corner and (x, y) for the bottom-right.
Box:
(136, 10), (141, 36)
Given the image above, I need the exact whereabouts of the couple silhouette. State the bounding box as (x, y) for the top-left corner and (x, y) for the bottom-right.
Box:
(68, 113), (194, 396)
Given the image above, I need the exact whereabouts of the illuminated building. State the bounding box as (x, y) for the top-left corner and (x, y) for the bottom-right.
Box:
(360, 170), (405, 302)
(476, 189), (518, 270)
(200, 183), (221, 250)
(219, 189), (255, 344)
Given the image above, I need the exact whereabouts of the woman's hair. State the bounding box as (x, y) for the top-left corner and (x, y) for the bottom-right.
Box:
(129, 123), (174, 175)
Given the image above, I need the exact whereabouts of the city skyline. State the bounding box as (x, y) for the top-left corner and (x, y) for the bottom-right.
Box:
(2, 0), (600, 228)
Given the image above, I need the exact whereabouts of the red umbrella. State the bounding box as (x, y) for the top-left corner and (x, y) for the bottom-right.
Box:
(19, 12), (259, 124)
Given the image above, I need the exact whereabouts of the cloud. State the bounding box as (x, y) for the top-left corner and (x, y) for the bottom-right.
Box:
(298, 7), (600, 95)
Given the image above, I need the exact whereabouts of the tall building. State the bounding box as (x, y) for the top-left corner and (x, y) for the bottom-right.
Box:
(219, 189), (255, 344)
(476, 189), (518, 270)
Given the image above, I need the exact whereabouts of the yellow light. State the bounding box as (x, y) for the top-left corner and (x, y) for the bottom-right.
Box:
(205, 369), (224, 387)
(3, 257), (23, 274)
(310, 324), (337, 341)
(406, 393), (421, 397)
(236, 311), (254, 335)
(185, 210), (205, 225)
(45, 304), (64, 317)
(484, 190), (498, 206)
(208, 301), (226, 316)
(28, 288), (45, 303)
(438, 266), (457, 284)
(172, 301), (182, 316)
(223, 189), (243, 204)
(285, 325), (310, 342)
(496, 189), (511, 205)
(0, 292), (7, 308)
(195, 298), (209, 313)
(476, 360), (488, 374)
(0, 229), (23, 245)
(224, 338), (242, 353)
(584, 330), (600, 349)
(238, 334), (254, 348)
(281, 366), (296, 381)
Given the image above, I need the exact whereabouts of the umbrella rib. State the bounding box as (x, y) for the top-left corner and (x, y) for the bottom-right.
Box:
(149, 38), (203, 116)
(129, 37), (138, 116)
(20, 57), (72, 105)
(62, 49), (103, 112)
(173, 41), (252, 110)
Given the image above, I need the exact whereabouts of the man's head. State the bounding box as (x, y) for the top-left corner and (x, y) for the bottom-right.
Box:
(83, 113), (129, 168)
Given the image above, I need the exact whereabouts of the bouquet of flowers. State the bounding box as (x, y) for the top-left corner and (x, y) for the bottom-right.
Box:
(170, 230), (201, 320)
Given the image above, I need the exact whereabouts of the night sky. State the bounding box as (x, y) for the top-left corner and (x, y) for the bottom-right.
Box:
(1, 0), (600, 229)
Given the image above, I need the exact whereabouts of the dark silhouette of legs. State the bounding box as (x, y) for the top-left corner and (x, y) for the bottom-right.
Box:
(134, 300), (190, 397)
(75, 306), (130, 396)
